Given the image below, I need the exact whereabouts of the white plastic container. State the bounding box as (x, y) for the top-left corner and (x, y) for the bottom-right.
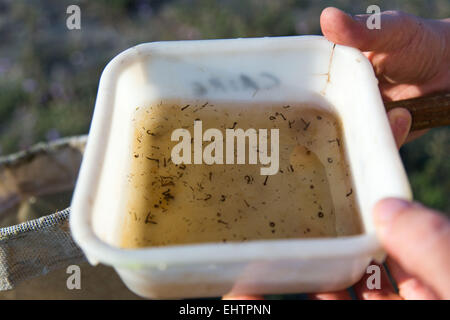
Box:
(70, 36), (412, 299)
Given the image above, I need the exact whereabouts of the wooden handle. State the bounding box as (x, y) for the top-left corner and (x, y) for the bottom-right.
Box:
(385, 92), (450, 131)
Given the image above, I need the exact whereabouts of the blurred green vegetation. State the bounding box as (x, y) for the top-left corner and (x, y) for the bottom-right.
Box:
(0, 0), (449, 212)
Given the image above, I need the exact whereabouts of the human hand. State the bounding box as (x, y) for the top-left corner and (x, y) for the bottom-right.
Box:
(320, 7), (450, 143)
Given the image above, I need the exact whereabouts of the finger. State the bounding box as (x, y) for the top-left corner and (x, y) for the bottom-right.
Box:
(352, 263), (401, 300)
(387, 107), (412, 148)
(373, 198), (450, 299)
(320, 7), (422, 51)
(386, 257), (439, 300)
(308, 290), (352, 300)
(222, 295), (264, 300)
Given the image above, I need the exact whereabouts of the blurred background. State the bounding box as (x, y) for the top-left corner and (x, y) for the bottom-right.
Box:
(0, 0), (449, 212)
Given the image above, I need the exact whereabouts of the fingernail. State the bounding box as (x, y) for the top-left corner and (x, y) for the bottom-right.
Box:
(374, 198), (411, 233)
(395, 116), (410, 134)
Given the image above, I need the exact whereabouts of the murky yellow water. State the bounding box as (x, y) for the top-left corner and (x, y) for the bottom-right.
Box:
(120, 101), (362, 248)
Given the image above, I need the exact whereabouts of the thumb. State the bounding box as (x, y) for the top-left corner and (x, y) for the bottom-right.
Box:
(320, 7), (421, 51)
(373, 198), (450, 299)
